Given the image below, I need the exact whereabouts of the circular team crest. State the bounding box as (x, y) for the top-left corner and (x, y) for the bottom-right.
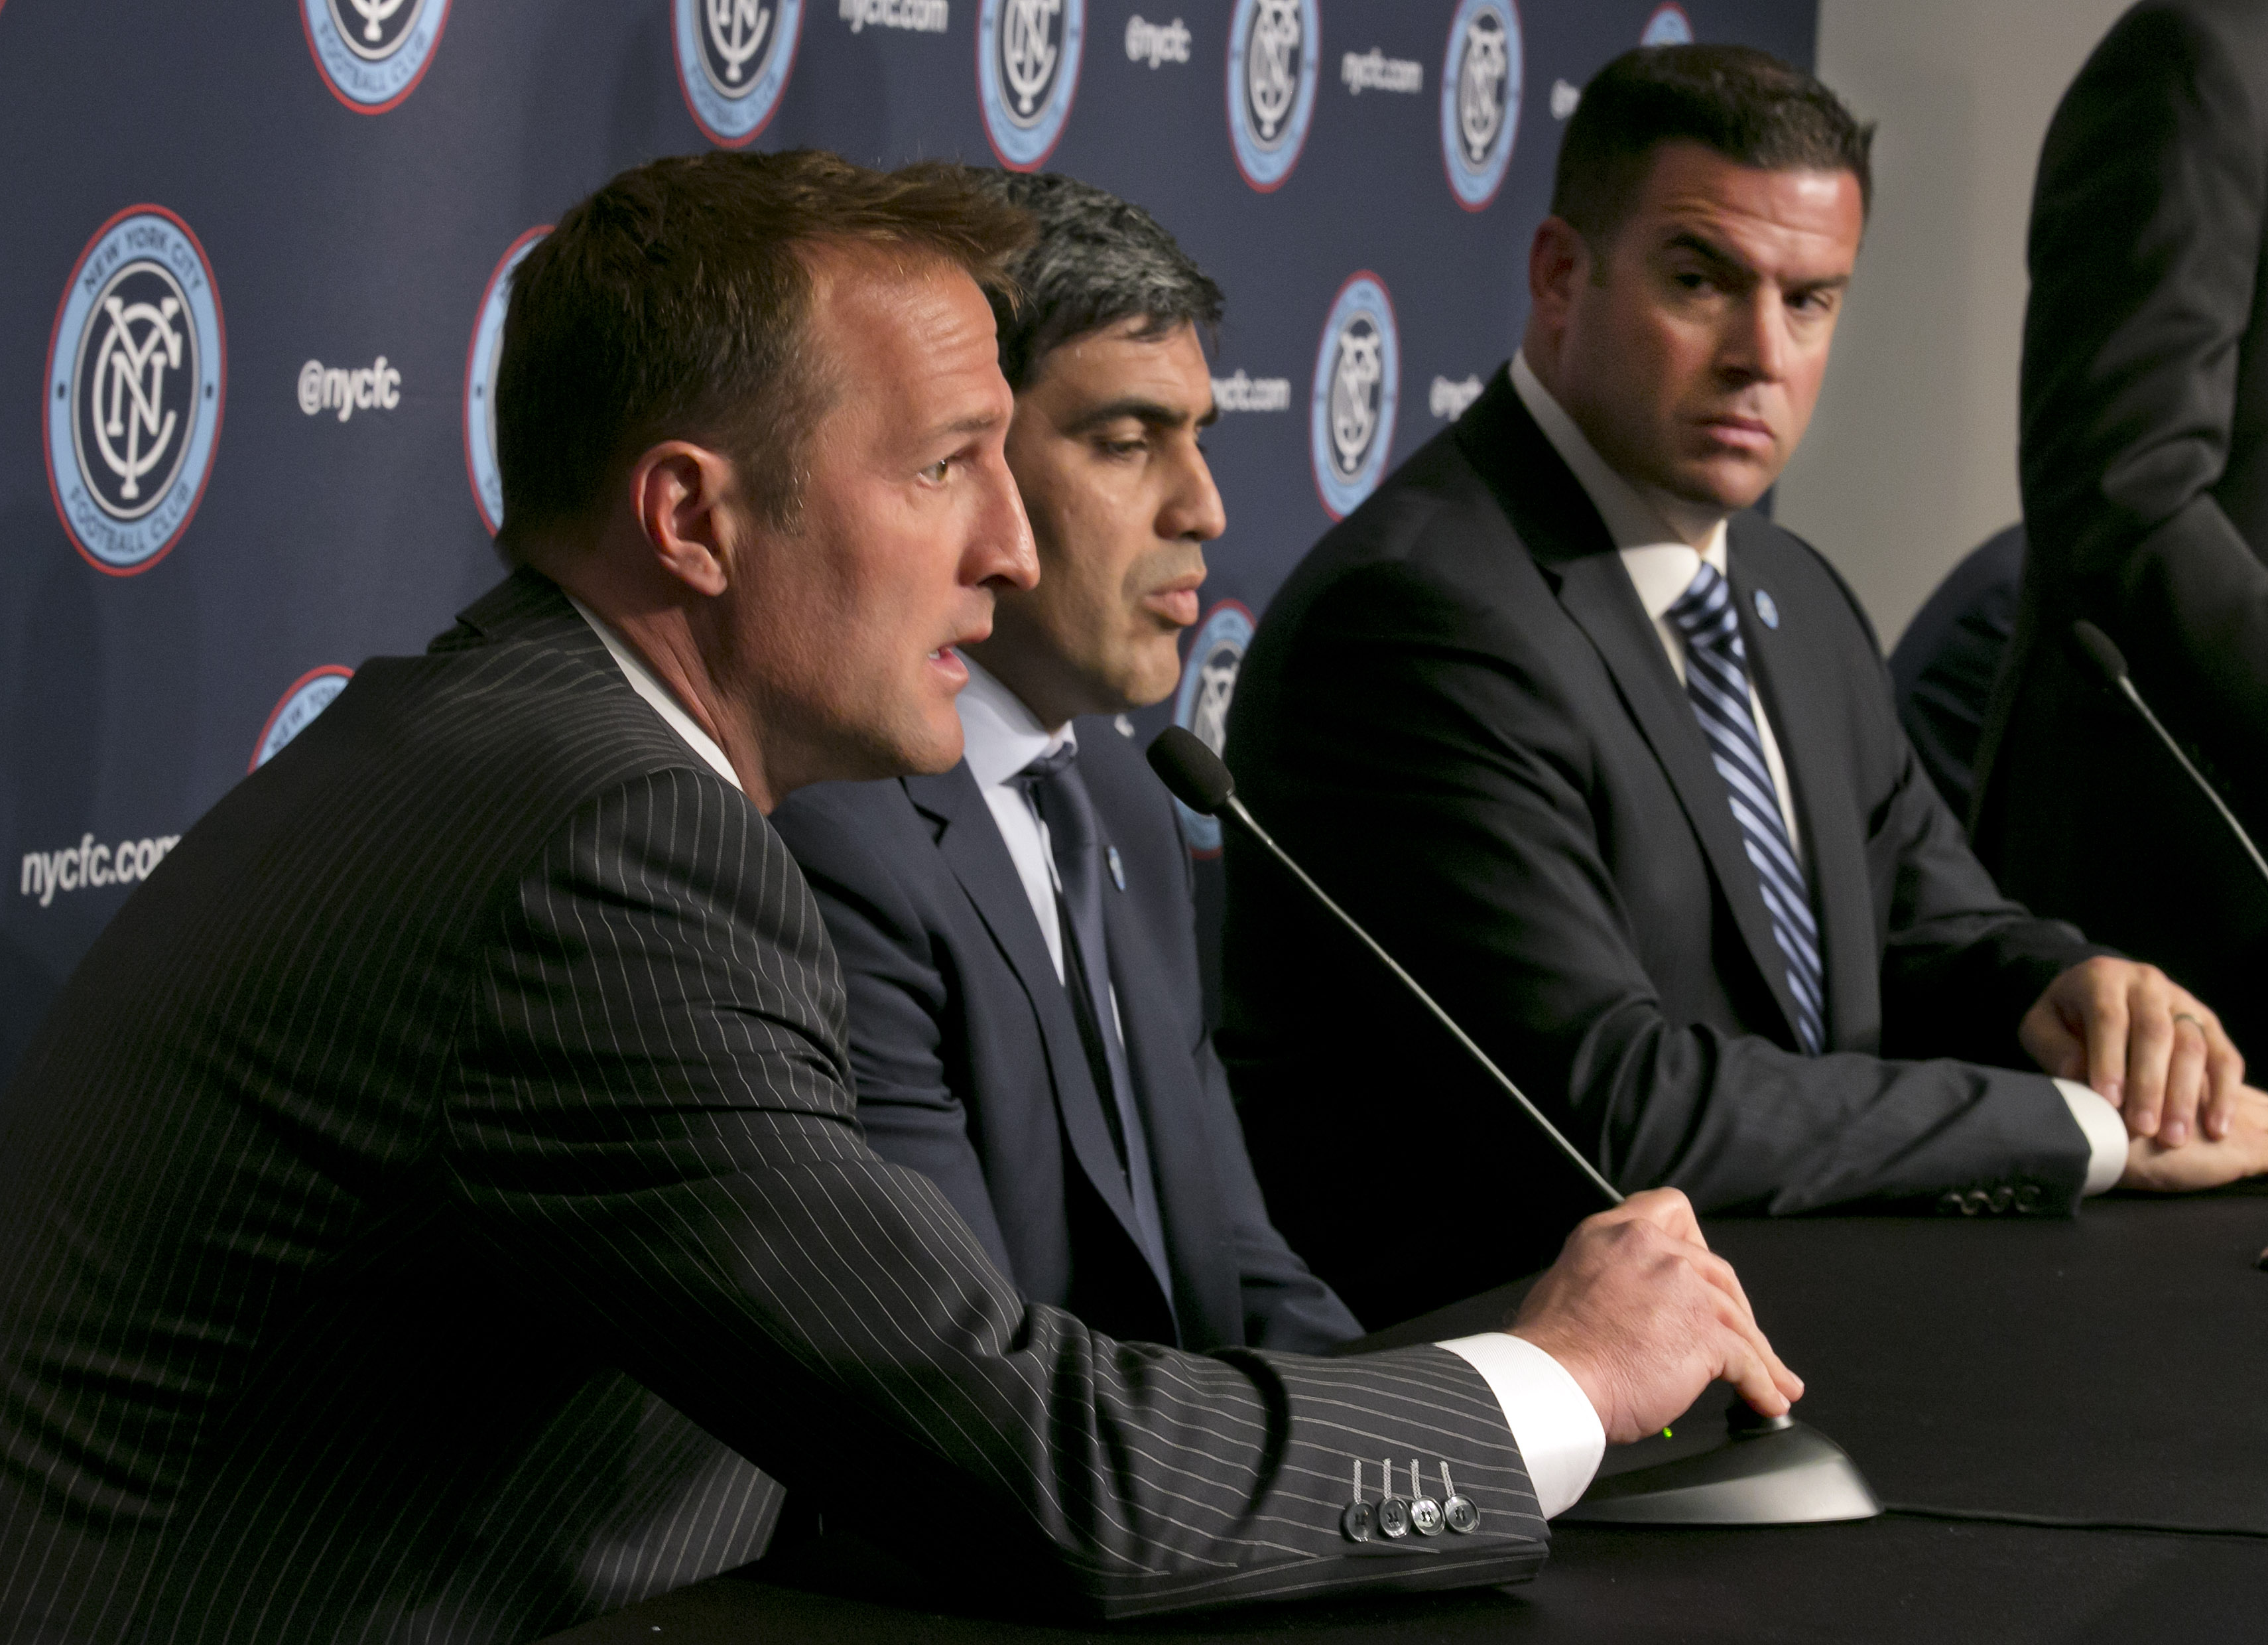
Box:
(44, 207), (225, 576)
(1642, 4), (1694, 44)
(300, 0), (453, 113)
(1310, 273), (1399, 520)
(673, 0), (804, 147)
(463, 226), (550, 536)
(1171, 601), (1255, 854)
(977, 0), (1084, 170)
(251, 666), (354, 771)
(1226, 0), (1319, 192)
(1440, 0), (1521, 210)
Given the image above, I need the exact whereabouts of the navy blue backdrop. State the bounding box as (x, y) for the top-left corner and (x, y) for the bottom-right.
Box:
(0, 0), (1813, 1081)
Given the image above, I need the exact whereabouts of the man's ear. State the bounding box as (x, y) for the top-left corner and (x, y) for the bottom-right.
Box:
(1528, 216), (1589, 321)
(631, 440), (741, 599)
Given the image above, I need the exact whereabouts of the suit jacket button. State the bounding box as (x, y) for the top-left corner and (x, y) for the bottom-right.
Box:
(1341, 1500), (1376, 1542)
(1444, 1494), (1481, 1534)
(1410, 1493), (1444, 1536)
(1376, 1496), (1411, 1539)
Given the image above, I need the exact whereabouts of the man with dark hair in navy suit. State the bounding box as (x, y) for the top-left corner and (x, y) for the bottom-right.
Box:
(770, 172), (1365, 1356)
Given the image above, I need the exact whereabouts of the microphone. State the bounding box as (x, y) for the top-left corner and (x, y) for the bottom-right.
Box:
(1146, 726), (1621, 1207)
(2071, 621), (2268, 890)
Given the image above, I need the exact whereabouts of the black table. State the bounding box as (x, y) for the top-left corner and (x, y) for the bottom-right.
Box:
(545, 1189), (2268, 1643)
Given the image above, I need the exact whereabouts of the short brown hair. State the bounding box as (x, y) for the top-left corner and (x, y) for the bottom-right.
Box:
(1552, 44), (1873, 252)
(494, 149), (1033, 559)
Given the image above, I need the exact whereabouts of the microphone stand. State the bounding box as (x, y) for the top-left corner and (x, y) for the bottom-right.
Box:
(2073, 620), (2268, 891)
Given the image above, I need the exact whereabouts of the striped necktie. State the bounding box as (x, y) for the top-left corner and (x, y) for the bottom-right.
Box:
(1664, 560), (1826, 1055)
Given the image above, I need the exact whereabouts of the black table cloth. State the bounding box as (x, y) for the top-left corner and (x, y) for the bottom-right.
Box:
(546, 1187), (2268, 1642)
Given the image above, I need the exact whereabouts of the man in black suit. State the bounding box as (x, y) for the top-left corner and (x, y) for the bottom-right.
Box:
(773, 174), (1358, 1357)
(1973, 0), (2268, 1063)
(0, 151), (1803, 1643)
(1224, 44), (2268, 1326)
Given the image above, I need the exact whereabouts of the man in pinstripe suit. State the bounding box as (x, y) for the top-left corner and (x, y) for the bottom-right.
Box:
(0, 151), (1799, 1644)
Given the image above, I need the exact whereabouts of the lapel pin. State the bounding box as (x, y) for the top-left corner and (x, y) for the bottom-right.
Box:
(1107, 845), (1126, 891)
(1753, 589), (1781, 629)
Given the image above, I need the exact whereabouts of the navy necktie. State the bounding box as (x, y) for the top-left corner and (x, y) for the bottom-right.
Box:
(1011, 744), (1176, 1314)
(1664, 560), (1826, 1055)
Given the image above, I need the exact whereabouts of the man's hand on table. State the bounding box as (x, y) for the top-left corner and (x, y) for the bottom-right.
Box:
(2021, 956), (2244, 1148)
(2121, 1085), (2268, 1191)
(1508, 1188), (1802, 1447)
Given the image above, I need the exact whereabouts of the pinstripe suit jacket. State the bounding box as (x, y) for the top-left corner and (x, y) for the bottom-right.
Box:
(0, 570), (1546, 1644)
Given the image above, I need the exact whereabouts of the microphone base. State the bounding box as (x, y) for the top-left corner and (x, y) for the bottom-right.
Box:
(1556, 1415), (1880, 1526)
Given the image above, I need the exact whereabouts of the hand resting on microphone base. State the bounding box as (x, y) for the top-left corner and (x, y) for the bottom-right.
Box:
(1508, 1188), (1804, 1446)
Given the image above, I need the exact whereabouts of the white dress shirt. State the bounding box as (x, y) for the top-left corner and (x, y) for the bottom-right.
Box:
(1507, 357), (2126, 1196)
(956, 658), (1078, 983)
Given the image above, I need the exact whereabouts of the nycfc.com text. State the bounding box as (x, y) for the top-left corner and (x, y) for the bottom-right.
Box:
(21, 832), (180, 907)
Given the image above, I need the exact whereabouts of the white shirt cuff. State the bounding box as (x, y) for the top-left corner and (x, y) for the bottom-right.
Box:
(2054, 1078), (2128, 1196)
(1436, 1333), (1606, 1519)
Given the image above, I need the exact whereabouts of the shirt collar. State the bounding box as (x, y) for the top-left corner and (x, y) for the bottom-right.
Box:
(957, 655), (1076, 792)
(566, 595), (743, 793)
(1510, 350), (1732, 621)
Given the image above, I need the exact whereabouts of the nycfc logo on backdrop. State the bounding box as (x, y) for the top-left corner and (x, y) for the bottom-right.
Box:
(978, 0), (1083, 169)
(1430, 373), (1483, 419)
(1171, 602), (1255, 854)
(45, 208), (225, 575)
(1310, 273), (1398, 519)
(1226, 0), (1318, 191)
(301, 0), (452, 112)
(299, 356), (401, 421)
(674, 0), (804, 147)
(1440, 0), (1520, 210)
(1125, 14), (1188, 68)
(252, 667), (355, 771)
(1642, 5), (1694, 45)
(464, 227), (550, 535)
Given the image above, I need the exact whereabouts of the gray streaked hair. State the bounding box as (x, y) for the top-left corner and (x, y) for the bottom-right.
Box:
(971, 170), (1224, 389)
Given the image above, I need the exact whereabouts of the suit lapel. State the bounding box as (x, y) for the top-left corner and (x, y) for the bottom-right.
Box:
(1464, 380), (1812, 1050)
(1727, 523), (1874, 1048)
(901, 765), (1157, 1256)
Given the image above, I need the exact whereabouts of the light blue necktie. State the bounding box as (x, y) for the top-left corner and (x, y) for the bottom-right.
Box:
(1665, 561), (1826, 1055)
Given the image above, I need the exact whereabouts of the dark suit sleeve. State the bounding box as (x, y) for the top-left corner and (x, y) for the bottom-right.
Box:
(764, 789), (1020, 1282)
(447, 768), (1544, 1614)
(2020, 3), (2268, 817)
(1253, 567), (2088, 1220)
